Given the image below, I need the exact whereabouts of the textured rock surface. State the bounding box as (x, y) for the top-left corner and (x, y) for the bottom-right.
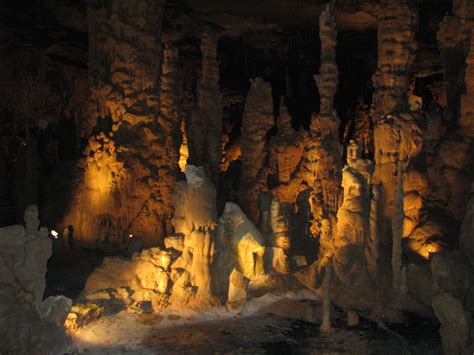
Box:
(239, 78), (274, 224)
(368, 1), (417, 121)
(432, 293), (471, 355)
(61, 0), (177, 248)
(0, 206), (67, 353)
(189, 28), (223, 184)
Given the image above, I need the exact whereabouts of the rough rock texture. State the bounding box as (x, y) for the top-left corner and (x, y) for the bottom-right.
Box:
(239, 77), (274, 224)
(373, 112), (423, 247)
(332, 142), (377, 308)
(170, 165), (220, 307)
(305, 4), (343, 254)
(437, 0), (474, 127)
(219, 202), (266, 281)
(62, 0), (181, 248)
(0, 206), (67, 353)
(459, 21), (474, 137)
(83, 167), (220, 311)
(460, 186), (474, 265)
(269, 100), (305, 185)
(369, 1), (417, 121)
(432, 293), (471, 355)
(189, 28), (223, 184)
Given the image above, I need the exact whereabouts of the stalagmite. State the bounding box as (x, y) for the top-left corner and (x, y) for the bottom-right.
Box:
(392, 161), (404, 292)
(190, 28), (223, 184)
(366, 183), (380, 276)
(239, 77), (274, 224)
(320, 259), (333, 334)
(333, 141), (373, 288)
(373, 112), (423, 246)
(369, 0), (417, 121)
(309, 3), (343, 261)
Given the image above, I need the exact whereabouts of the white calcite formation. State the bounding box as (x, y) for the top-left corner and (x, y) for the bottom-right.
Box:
(0, 205), (68, 353)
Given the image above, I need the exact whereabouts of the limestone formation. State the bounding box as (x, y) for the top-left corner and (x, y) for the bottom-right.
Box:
(170, 165), (219, 306)
(369, 1), (417, 121)
(269, 100), (305, 184)
(392, 161), (404, 292)
(239, 77), (274, 224)
(459, 22), (474, 137)
(333, 142), (373, 288)
(300, 3), (342, 245)
(432, 293), (471, 355)
(189, 28), (223, 184)
(0, 206), (67, 353)
(373, 112), (423, 246)
(220, 202), (266, 281)
(320, 260), (333, 334)
(63, 0), (179, 247)
(437, 0), (474, 127)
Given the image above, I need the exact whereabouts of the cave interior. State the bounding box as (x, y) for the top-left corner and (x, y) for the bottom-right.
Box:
(1, 0), (474, 353)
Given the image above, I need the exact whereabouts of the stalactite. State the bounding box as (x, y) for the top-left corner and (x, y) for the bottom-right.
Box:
(239, 77), (274, 224)
(392, 160), (404, 292)
(369, 1), (417, 121)
(191, 27), (223, 185)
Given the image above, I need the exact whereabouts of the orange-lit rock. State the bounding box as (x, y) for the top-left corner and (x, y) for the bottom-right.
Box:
(369, 1), (417, 121)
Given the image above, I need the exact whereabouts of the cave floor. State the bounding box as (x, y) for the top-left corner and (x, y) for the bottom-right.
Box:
(46, 252), (442, 354)
(68, 297), (442, 354)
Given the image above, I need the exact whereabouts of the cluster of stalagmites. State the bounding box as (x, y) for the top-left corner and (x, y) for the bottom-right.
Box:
(71, 165), (291, 325)
(20, 0), (473, 352)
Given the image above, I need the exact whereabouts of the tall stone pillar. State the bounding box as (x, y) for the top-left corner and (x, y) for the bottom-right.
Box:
(302, 4), (342, 249)
(370, 0), (417, 122)
(189, 28), (223, 185)
(63, 0), (179, 248)
(239, 77), (274, 224)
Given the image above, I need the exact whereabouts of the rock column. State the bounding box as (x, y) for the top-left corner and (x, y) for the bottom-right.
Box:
(370, 1), (417, 121)
(65, 0), (177, 247)
(239, 77), (274, 224)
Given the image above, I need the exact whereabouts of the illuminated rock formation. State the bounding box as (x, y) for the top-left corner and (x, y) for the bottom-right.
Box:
(269, 197), (290, 274)
(84, 165), (220, 310)
(239, 77), (274, 224)
(305, 3), (342, 248)
(269, 100), (305, 184)
(64, 0), (181, 247)
(170, 165), (219, 306)
(220, 202), (266, 281)
(369, 1), (417, 121)
(333, 142), (374, 292)
(189, 28), (223, 184)
(373, 112), (423, 246)
(0, 205), (67, 353)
